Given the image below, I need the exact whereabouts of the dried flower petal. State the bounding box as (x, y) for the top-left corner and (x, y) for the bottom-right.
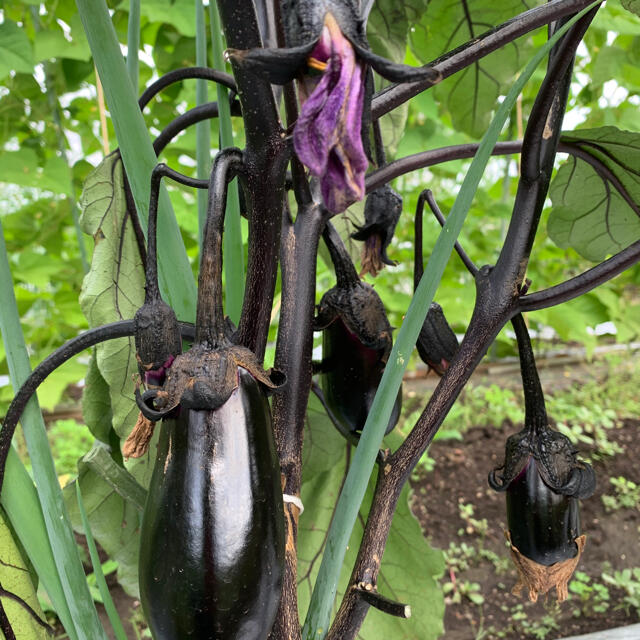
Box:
(293, 13), (367, 213)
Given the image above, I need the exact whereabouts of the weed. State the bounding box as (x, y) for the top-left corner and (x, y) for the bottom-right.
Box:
(602, 477), (640, 512)
(457, 501), (489, 540)
(602, 568), (640, 617)
(569, 571), (610, 616)
(443, 578), (484, 605)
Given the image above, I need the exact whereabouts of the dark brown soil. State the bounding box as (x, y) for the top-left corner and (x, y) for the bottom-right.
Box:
(410, 418), (640, 639)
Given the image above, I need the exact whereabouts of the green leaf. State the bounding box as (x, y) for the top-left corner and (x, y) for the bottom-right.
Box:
(0, 507), (50, 640)
(63, 442), (149, 598)
(140, 0), (197, 37)
(0, 21), (35, 80)
(33, 25), (91, 62)
(409, 0), (541, 138)
(622, 0), (640, 17)
(82, 353), (114, 443)
(0, 149), (39, 188)
(78, 153), (144, 441)
(548, 127), (640, 261)
(298, 396), (445, 640)
(75, 483), (128, 640)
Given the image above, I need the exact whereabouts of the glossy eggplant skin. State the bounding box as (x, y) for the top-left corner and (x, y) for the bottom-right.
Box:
(139, 368), (284, 640)
(321, 316), (401, 435)
(506, 458), (580, 566)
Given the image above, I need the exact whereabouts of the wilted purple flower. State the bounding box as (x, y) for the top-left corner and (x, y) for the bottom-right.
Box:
(293, 14), (367, 213)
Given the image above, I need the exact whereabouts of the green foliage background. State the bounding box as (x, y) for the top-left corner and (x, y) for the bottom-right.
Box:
(1, 0), (640, 637)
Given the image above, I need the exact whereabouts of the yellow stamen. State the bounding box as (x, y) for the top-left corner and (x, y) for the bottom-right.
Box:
(308, 57), (328, 72)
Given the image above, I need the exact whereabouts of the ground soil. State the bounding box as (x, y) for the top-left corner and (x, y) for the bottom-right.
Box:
(410, 418), (640, 639)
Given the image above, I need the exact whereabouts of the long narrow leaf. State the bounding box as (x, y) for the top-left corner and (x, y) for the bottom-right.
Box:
(301, 5), (600, 637)
(75, 0), (197, 322)
(209, 2), (244, 324)
(127, 0), (140, 96)
(1, 448), (74, 638)
(0, 221), (107, 640)
(195, 0), (211, 246)
(76, 482), (128, 640)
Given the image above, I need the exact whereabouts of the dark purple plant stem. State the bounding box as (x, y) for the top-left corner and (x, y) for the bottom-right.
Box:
(417, 189), (478, 278)
(511, 312), (547, 428)
(372, 0), (598, 119)
(0, 595), (15, 640)
(520, 239), (640, 311)
(270, 203), (329, 640)
(217, 0), (289, 361)
(328, 12), (598, 638)
(137, 67), (236, 110)
(152, 100), (242, 155)
(195, 148), (244, 348)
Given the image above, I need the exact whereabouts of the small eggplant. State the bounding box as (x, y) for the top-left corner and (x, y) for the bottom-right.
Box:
(315, 223), (401, 435)
(489, 314), (594, 602)
(351, 184), (402, 277)
(416, 303), (459, 376)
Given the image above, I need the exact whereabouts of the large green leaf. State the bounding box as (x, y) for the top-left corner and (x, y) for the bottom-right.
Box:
(409, 0), (541, 138)
(298, 396), (445, 639)
(0, 21), (34, 80)
(82, 353), (114, 443)
(548, 127), (640, 261)
(622, 0), (640, 17)
(63, 443), (149, 598)
(0, 507), (50, 640)
(78, 152), (144, 441)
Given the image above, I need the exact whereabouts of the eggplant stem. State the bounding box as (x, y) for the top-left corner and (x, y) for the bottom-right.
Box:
(511, 313), (547, 433)
(195, 148), (244, 348)
(354, 586), (410, 619)
(322, 222), (360, 289)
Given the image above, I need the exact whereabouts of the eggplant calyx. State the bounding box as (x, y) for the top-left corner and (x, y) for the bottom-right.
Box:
(488, 422), (595, 499)
(507, 531), (586, 603)
(315, 282), (392, 355)
(148, 344), (285, 412)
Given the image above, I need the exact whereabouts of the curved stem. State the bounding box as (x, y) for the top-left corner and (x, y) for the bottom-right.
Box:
(417, 190), (478, 279)
(0, 597), (16, 640)
(0, 320), (195, 498)
(323, 222), (360, 288)
(137, 67), (236, 111)
(511, 312), (547, 430)
(152, 100), (242, 157)
(146, 164), (208, 303)
(195, 148), (244, 347)
(519, 240), (640, 311)
(371, 0), (598, 119)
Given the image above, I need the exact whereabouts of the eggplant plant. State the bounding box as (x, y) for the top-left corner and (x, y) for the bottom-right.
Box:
(1, 1), (640, 639)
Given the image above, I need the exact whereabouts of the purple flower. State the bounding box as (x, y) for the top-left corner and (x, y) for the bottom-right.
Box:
(293, 14), (368, 214)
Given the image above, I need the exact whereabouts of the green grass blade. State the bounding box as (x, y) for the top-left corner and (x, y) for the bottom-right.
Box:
(76, 482), (128, 640)
(301, 5), (599, 638)
(195, 0), (211, 247)
(1, 448), (75, 639)
(127, 0), (140, 96)
(76, 0), (197, 322)
(209, 2), (244, 324)
(0, 221), (107, 640)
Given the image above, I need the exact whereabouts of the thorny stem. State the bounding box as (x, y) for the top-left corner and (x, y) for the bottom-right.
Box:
(511, 312), (547, 431)
(195, 148), (244, 348)
(328, 13), (597, 638)
(372, 0), (598, 119)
